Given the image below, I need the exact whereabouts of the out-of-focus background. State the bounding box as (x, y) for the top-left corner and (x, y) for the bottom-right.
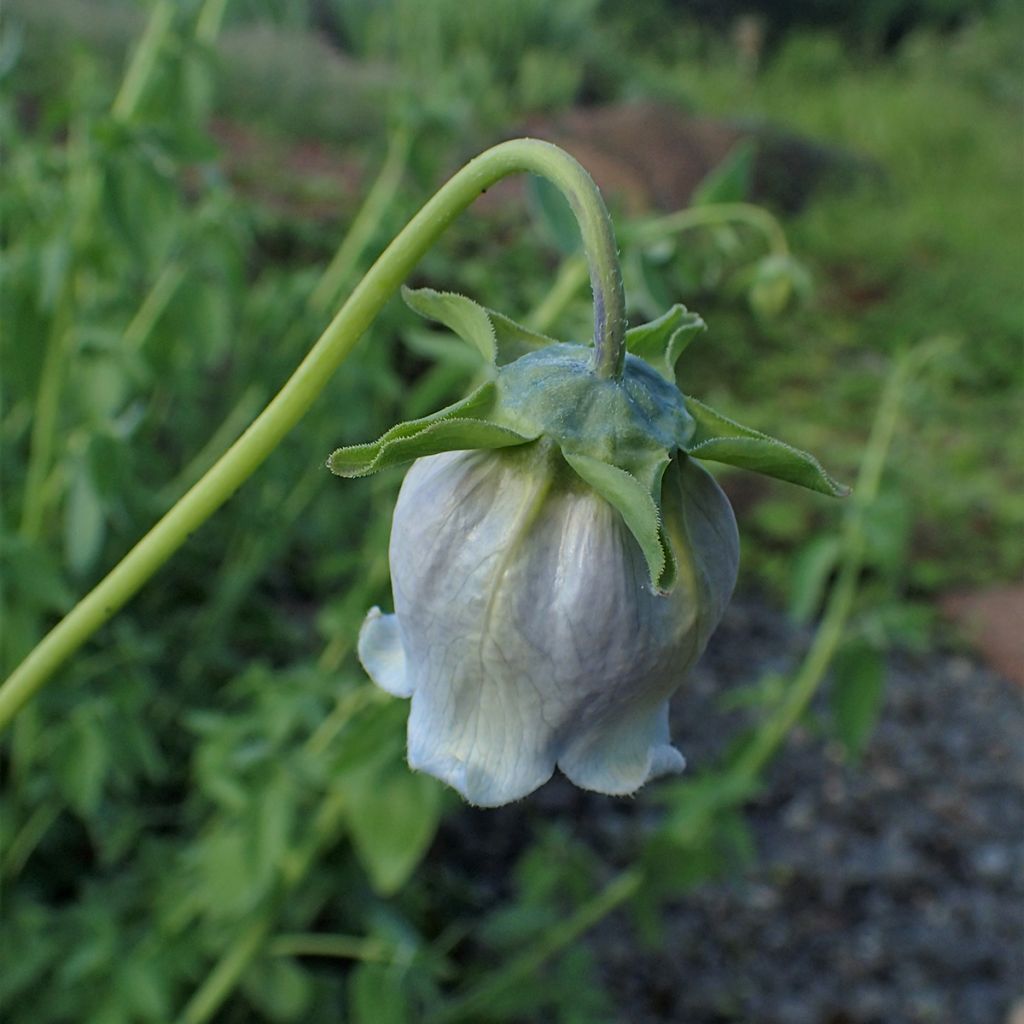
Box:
(2, 2), (1021, 1022)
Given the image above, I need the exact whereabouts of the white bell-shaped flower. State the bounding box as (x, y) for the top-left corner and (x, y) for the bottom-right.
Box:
(358, 443), (738, 807)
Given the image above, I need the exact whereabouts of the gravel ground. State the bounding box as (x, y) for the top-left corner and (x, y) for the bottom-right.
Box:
(436, 599), (1024, 1023)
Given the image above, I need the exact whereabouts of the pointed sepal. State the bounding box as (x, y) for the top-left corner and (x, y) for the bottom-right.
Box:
(561, 449), (676, 593)
(327, 382), (537, 478)
(402, 286), (556, 367)
(684, 395), (850, 497)
(626, 305), (707, 382)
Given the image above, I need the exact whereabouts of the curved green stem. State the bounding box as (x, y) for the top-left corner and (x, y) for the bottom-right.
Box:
(628, 201), (789, 256)
(0, 139), (625, 731)
(528, 200), (788, 338)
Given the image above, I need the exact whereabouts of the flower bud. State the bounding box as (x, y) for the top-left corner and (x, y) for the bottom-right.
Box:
(358, 442), (738, 807)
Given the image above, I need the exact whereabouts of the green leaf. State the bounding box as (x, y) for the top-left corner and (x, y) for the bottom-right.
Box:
(745, 254), (811, 319)
(789, 535), (841, 624)
(327, 382), (536, 478)
(684, 396), (850, 497)
(625, 248), (675, 320)
(561, 450), (674, 592)
(691, 139), (756, 206)
(626, 305), (707, 381)
(344, 764), (443, 896)
(403, 286), (555, 366)
(526, 174), (580, 255)
(830, 641), (885, 759)
(350, 964), (408, 1024)
(65, 460), (106, 577)
(241, 956), (313, 1023)
(55, 707), (110, 816)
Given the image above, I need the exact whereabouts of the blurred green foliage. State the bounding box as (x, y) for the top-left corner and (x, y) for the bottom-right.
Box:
(1, 0), (1020, 1020)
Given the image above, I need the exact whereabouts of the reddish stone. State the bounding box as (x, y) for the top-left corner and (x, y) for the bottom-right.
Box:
(941, 586), (1024, 687)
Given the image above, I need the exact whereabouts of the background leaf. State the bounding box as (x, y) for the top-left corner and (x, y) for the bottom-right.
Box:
(829, 641), (886, 759)
(685, 396), (850, 497)
(344, 765), (444, 896)
(526, 174), (581, 255)
(691, 139), (756, 206)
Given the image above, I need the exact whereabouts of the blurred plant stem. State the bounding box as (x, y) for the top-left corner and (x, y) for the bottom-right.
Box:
(20, 0), (228, 539)
(196, 0), (232, 46)
(526, 252), (588, 333)
(307, 128), (412, 316)
(0, 139), (624, 729)
(20, 278), (74, 540)
(266, 933), (391, 962)
(730, 340), (946, 783)
(628, 202), (789, 255)
(110, 0), (175, 121)
(425, 869), (642, 1024)
(175, 790), (349, 1024)
(175, 665), (393, 1021)
(123, 262), (187, 353)
(528, 201), (788, 334)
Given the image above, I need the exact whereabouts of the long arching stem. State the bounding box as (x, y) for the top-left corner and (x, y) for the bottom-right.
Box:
(0, 139), (625, 731)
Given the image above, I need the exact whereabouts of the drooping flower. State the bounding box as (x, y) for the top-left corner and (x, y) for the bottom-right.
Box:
(358, 444), (737, 806)
(329, 288), (846, 806)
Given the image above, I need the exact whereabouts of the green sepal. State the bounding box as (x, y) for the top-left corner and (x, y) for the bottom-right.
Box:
(626, 305), (706, 382)
(402, 286), (556, 367)
(327, 382), (537, 478)
(561, 449), (676, 593)
(684, 395), (850, 497)
(401, 286), (496, 364)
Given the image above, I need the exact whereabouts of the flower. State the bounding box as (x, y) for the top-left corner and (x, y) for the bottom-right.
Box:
(358, 442), (739, 807)
(330, 287), (846, 807)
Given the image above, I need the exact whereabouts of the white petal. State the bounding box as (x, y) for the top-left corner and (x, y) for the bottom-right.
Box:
(373, 448), (739, 807)
(357, 608), (412, 697)
(558, 700), (685, 795)
(407, 679), (557, 807)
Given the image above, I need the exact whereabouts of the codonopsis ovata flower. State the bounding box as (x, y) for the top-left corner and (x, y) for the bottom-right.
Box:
(329, 288), (846, 807)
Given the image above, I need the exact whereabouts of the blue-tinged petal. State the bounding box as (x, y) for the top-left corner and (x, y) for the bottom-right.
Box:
(383, 447), (711, 805)
(357, 608), (413, 697)
(558, 700), (685, 796)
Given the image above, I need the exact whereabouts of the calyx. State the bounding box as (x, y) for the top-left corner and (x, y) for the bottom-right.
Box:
(328, 287), (848, 591)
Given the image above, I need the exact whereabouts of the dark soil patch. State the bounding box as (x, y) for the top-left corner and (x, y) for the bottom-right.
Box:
(434, 599), (1024, 1023)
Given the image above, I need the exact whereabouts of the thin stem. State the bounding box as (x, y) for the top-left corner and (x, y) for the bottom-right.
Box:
(176, 916), (274, 1024)
(266, 933), (391, 963)
(2, 799), (61, 879)
(627, 201), (789, 256)
(123, 262), (186, 352)
(525, 252), (588, 334)
(526, 201), (787, 341)
(157, 384), (266, 506)
(21, 0), (224, 539)
(195, 0), (231, 46)
(20, 282), (73, 540)
(730, 350), (916, 782)
(424, 870), (642, 1024)
(308, 128), (412, 315)
(176, 789), (349, 1024)
(111, 0), (176, 121)
(0, 139), (626, 731)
